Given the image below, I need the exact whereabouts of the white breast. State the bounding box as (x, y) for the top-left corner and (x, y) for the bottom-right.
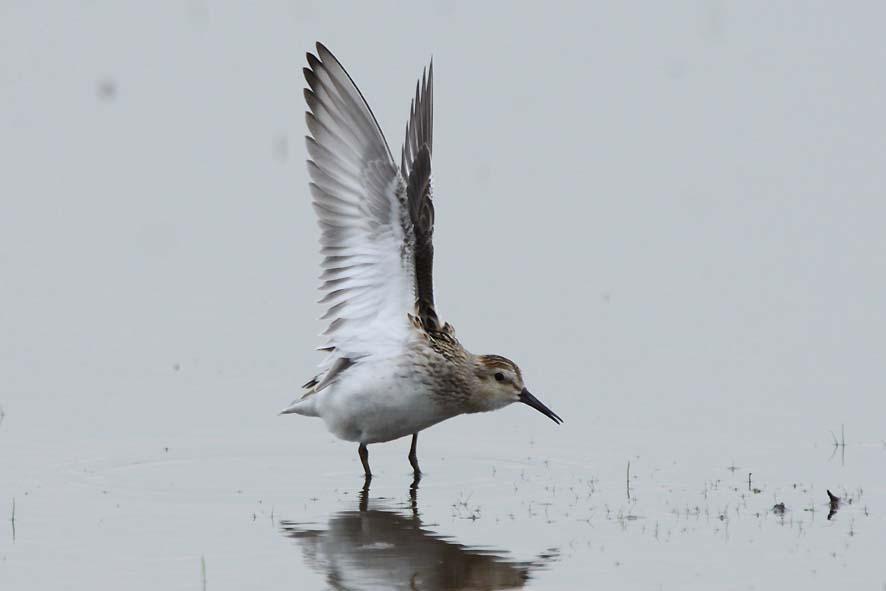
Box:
(313, 358), (456, 444)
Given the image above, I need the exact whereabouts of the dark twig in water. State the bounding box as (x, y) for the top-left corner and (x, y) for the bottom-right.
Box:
(626, 461), (631, 500)
(827, 489), (841, 521)
(201, 555), (207, 591)
(0, 405), (5, 429)
(829, 424), (846, 447)
(746, 472), (761, 494)
(10, 498), (15, 542)
(829, 424), (846, 465)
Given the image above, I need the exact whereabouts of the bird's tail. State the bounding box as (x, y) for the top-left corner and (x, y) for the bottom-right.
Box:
(279, 396), (318, 417)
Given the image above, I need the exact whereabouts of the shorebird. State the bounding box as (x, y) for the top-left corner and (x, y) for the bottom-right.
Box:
(281, 43), (562, 478)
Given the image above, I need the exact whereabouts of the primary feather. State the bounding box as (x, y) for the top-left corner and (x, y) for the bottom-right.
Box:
(298, 43), (437, 397)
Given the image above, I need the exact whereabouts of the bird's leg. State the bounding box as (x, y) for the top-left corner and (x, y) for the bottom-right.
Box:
(358, 443), (371, 478)
(408, 433), (421, 475)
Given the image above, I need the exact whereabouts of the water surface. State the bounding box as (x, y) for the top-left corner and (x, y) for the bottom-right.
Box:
(3, 2), (886, 589)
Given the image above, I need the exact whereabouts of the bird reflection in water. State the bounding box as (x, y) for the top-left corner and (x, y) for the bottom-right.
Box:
(280, 477), (557, 590)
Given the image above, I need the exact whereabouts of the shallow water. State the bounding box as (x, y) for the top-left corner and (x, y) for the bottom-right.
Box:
(1, 366), (883, 590)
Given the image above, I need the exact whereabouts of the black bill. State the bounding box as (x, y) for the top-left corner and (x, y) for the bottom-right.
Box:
(519, 388), (563, 424)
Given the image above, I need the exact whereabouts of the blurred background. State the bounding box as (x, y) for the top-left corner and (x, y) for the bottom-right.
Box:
(2, 2), (885, 589)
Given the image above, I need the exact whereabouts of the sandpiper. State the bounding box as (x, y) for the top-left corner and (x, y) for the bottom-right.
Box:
(281, 43), (562, 478)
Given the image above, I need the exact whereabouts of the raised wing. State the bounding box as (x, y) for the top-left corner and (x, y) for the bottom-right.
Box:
(304, 43), (414, 359)
(401, 63), (440, 331)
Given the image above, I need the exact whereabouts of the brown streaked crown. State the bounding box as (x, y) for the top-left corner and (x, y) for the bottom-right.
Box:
(476, 355), (523, 380)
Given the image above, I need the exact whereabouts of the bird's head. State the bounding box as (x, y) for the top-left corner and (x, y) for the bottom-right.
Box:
(468, 354), (562, 424)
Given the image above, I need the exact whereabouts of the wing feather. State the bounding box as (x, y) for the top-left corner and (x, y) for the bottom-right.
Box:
(298, 44), (447, 400)
(401, 62), (433, 177)
(401, 62), (439, 329)
(304, 43), (415, 370)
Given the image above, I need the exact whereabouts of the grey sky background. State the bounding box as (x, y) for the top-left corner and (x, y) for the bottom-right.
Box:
(2, 1), (885, 473)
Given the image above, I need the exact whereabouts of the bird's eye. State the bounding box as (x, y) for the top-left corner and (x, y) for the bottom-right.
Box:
(494, 372), (505, 382)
